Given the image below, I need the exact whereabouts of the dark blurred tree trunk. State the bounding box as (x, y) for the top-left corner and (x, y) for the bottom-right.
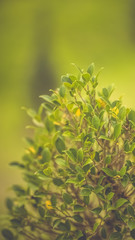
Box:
(31, 1), (56, 107)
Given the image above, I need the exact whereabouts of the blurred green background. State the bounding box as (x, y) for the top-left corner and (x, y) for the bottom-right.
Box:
(0, 0), (135, 217)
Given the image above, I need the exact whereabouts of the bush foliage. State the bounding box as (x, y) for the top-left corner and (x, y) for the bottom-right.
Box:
(2, 64), (135, 240)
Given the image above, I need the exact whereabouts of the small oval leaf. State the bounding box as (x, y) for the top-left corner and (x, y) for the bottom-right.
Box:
(55, 137), (66, 154)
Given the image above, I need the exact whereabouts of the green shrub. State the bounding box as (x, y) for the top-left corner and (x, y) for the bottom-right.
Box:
(2, 63), (135, 240)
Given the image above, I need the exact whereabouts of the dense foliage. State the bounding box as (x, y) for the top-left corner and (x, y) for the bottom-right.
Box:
(2, 64), (135, 240)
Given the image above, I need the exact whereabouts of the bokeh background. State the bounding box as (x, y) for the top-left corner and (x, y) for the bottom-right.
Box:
(0, 0), (135, 220)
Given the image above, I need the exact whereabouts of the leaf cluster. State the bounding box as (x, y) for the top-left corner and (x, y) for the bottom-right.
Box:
(2, 63), (135, 240)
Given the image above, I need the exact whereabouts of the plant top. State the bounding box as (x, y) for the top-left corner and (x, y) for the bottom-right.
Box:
(2, 63), (135, 240)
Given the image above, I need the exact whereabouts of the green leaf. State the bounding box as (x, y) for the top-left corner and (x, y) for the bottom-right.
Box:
(14, 205), (27, 217)
(87, 104), (94, 114)
(9, 161), (24, 168)
(99, 95), (111, 107)
(58, 222), (68, 232)
(87, 63), (95, 76)
(91, 207), (102, 215)
(97, 193), (105, 201)
(105, 155), (112, 165)
(92, 115), (100, 129)
(124, 140), (130, 152)
(114, 123), (122, 139)
(2, 229), (14, 240)
(12, 185), (26, 196)
(35, 170), (50, 180)
(118, 166), (126, 177)
(43, 167), (52, 176)
(130, 229), (135, 239)
(107, 84), (115, 97)
(95, 151), (100, 162)
(24, 172), (42, 186)
(55, 234), (65, 240)
(10, 218), (22, 228)
(83, 158), (92, 167)
(82, 72), (90, 82)
(66, 178), (79, 184)
(93, 222), (99, 232)
(98, 175), (105, 185)
(98, 135), (111, 141)
(83, 196), (90, 205)
(41, 147), (51, 163)
(73, 215), (83, 223)
(66, 149), (76, 162)
(38, 206), (45, 217)
(53, 178), (64, 186)
(128, 110), (135, 123)
(22, 107), (36, 119)
(126, 160), (132, 170)
(75, 166), (84, 175)
(114, 211), (124, 221)
(69, 74), (76, 82)
(106, 192), (114, 201)
(55, 137), (66, 154)
(114, 226), (121, 232)
(77, 148), (83, 162)
(40, 95), (54, 106)
(80, 188), (92, 196)
(130, 142), (135, 152)
(101, 227), (107, 239)
(53, 219), (61, 229)
(127, 205), (135, 217)
(59, 85), (66, 97)
(65, 220), (71, 231)
(64, 82), (73, 88)
(51, 194), (57, 207)
(109, 232), (122, 240)
(6, 198), (13, 211)
(115, 198), (128, 209)
(102, 88), (109, 98)
(91, 166), (96, 175)
(84, 162), (91, 173)
(45, 117), (54, 132)
(74, 205), (85, 212)
(92, 76), (98, 88)
(61, 75), (72, 84)
(121, 174), (129, 187)
(128, 220), (135, 230)
(94, 185), (104, 194)
(118, 106), (126, 120)
(58, 220), (70, 232)
(55, 158), (67, 167)
(102, 168), (117, 177)
(63, 193), (73, 205)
